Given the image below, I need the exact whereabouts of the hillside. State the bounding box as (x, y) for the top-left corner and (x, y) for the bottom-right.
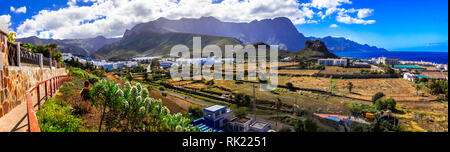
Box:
(18, 36), (120, 56)
(308, 36), (389, 53)
(94, 30), (243, 59)
(297, 40), (338, 58)
(124, 16), (308, 51)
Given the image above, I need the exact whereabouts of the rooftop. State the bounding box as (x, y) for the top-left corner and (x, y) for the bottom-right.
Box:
(204, 105), (226, 113)
(231, 117), (251, 124)
(251, 122), (270, 130)
(394, 65), (425, 69)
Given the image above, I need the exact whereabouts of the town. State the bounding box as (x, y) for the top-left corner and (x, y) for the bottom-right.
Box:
(0, 17), (447, 132)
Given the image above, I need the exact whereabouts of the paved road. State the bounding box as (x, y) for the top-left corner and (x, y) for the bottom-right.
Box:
(162, 90), (214, 107)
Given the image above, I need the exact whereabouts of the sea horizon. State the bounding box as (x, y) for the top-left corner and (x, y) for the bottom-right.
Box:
(335, 51), (448, 64)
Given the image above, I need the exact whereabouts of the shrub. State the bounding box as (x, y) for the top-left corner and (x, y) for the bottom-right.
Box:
(188, 107), (203, 119)
(89, 80), (198, 132)
(294, 118), (319, 132)
(279, 126), (292, 132)
(233, 106), (248, 119)
(386, 98), (397, 111)
(372, 92), (385, 103)
(37, 98), (82, 132)
(286, 82), (294, 91)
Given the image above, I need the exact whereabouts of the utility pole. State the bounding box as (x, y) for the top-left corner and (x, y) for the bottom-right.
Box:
(253, 84), (256, 122)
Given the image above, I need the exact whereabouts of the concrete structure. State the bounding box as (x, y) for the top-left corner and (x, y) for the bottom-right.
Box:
(192, 105), (232, 132)
(375, 57), (399, 65)
(1, 21), (8, 69)
(318, 58), (348, 66)
(225, 117), (254, 132)
(250, 122), (271, 132)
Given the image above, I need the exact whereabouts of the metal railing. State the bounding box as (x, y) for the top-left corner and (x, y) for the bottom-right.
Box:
(26, 75), (70, 132)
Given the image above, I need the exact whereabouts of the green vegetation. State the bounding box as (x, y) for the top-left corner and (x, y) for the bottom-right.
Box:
(278, 127), (292, 132)
(232, 105), (249, 119)
(375, 97), (397, 111)
(94, 31), (242, 59)
(22, 43), (63, 62)
(233, 93), (252, 107)
(348, 103), (376, 116)
(414, 78), (448, 101)
(294, 56), (325, 70)
(36, 98), (83, 132)
(188, 106), (203, 119)
(89, 80), (199, 132)
(372, 92), (385, 103)
(294, 118), (319, 132)
(65, 57), (96, 71)
(69, 67), (100, 84)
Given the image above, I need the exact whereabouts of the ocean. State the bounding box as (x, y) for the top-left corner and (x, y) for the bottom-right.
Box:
(334, 51), (448, 64)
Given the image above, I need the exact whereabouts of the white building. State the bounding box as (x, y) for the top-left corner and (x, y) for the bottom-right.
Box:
(133, 57), (160, 62)
(375, 57), (399, 65)
(318, 58), (348, 66)
(403, 73), (418, 81)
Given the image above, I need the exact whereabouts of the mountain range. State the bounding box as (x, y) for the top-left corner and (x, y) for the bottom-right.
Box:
(18, 36), (120, 56)
(18, 16), (389, 58)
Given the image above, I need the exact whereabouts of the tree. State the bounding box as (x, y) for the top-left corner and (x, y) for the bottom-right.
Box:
(330, 79), (337, 94)
(295, 118), (319, 132)
(386, 98), (397, 111)
(347, 82), (354, 93)
(375, 97), (396, 111)
(413, 83), (420, 96)
(234, 93), (251, 106)
(188, 107), (203, 119)
(286, 82), (294, 91)
(372, 92), (385, 103)
(22, 43), (36, 52)
(47, 43), (58, 61)
(234, 107), (248, 119)
(53, 51), (63, 62)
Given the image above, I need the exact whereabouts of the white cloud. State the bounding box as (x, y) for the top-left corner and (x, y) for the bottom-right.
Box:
(329, 24), (338, 28)
(335, 8), (375, 25)
(10, 6), (27, 14)
(15, 0), (376, 39)
(0, 14), (12, 27)
(357, 8), (374, 18)
(304, 0), (352, 9)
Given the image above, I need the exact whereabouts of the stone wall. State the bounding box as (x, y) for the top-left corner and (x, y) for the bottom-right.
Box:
(0, 66), (67, 118)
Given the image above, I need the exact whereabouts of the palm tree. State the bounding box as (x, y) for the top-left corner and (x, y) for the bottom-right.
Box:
(413, 83), (420, 96)
(47, 43), (58, 60)
(347, 82), (354, 93)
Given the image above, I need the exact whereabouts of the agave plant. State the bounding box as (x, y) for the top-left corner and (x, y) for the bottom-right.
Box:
(90, 80), (199, 132)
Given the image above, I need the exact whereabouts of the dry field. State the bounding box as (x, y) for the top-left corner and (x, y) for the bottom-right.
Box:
(333, 78), (438, 101)
(318, 66), (370, 75)
(213, 79), (366, 115)
(422, 71), (448, 79)
(184, 83), (208, 89)
(169, 81), (193, 86)
(395, 101), (448, 132)
(281, 76), (438, 101)
(278, 70), (320, 76)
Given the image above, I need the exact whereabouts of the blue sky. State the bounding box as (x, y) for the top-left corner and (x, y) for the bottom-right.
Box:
(0, 0), (448, 51)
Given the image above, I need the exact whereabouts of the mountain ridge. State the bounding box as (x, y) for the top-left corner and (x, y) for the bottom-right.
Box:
(17, 36), (120, 56)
